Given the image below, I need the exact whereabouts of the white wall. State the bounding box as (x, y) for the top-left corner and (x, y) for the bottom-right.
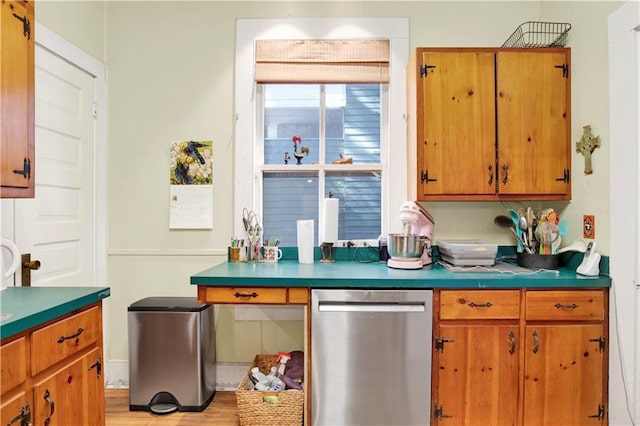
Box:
(608, 1), (639, 424)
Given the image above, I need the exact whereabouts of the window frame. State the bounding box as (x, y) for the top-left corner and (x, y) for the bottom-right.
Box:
(234, 18), (409, 243)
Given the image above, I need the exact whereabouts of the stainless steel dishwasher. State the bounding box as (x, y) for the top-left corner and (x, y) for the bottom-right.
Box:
(311, 289), (432, 426)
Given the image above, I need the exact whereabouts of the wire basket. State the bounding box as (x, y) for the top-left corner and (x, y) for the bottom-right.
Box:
(502, 21), (571, 48)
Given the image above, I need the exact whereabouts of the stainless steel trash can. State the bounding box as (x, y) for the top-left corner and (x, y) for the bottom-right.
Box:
(128, 297), (215, 414)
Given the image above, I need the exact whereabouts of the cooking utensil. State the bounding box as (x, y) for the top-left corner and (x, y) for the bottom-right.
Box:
(534, 221), (559, 254)
(526, 207), (534, 251)
(509, 209), (523, 252)
(494, 215), (533, 254)
(519, 215), (529, 248)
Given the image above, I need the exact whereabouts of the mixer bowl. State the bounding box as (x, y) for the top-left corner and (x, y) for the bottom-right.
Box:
(388, 234), (428, 259)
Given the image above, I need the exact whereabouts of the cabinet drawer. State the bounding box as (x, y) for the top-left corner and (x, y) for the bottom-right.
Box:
(1, 337), (27, 393)
(288, 288), (309, 304)
(31, 306), (101, 375)
(200, 287), (288, 304)
(525, 290), (604, 321)
(440, 290), (520, 320)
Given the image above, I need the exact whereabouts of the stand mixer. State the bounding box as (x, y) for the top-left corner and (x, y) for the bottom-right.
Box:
(387, 201), (435, 269)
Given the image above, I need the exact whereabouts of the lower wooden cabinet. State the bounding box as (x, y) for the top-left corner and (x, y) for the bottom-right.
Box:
(523, 324), (605, 425)
(0, 303), (105, 426)
(435, 324), (520, 425)
(432, 289), (608, 426)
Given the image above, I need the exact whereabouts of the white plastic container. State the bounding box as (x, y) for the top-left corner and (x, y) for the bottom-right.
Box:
(437, 240), (498, 266)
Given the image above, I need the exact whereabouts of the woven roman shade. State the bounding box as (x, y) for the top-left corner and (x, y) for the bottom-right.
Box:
(255, 39), (390, 83)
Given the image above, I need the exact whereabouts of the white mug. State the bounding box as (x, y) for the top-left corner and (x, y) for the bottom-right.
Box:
(263, 246), (282, 263)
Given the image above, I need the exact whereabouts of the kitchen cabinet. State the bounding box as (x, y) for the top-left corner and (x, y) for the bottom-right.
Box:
(407, 48), (571, 201)
(0, 0), (35, 198)
(432, 289), (608, 425)
(523, 290), (607, 425)
(33, 346), (104, 425)
(0, 303), (105, 426)
(433, 290), (521, 425)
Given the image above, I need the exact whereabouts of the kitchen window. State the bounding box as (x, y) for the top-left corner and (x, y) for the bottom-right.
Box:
(259, 83), (384, 246)
(234, 19), (410, 247)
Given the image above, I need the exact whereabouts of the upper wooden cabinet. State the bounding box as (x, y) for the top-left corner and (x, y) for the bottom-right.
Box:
(1, 0), (35, 198)
(407, 48), (571, 201)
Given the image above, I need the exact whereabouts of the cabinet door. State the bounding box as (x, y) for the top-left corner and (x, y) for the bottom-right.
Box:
(32, 347), (104, 426)
(497, 51), (570, 197)
(523, 324), (605, 425)
(434, 324), (519, 425)
(0, 0), (34, 198)
(420, 51), (496, 197)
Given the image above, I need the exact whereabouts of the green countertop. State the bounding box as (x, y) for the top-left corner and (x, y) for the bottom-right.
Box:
(191, 259), (611, 289)
(0, 286), (111, 341)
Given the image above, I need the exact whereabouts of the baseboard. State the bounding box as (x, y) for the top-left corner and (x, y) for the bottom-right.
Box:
(105, 360), (249, 392)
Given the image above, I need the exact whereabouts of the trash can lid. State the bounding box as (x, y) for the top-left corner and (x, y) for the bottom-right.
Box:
(128, 297), (210, 312)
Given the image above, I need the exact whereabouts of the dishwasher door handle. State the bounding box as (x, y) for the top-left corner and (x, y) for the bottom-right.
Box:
(318, 302), (426, 313)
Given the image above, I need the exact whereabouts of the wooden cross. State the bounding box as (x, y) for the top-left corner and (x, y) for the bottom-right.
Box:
(576, 125), (600, 174)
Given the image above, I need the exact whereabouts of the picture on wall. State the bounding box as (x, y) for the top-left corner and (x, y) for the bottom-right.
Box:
(169, 140), (214, 229)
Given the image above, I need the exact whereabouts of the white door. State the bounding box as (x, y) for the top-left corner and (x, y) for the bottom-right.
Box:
(14, 43), (96, 286)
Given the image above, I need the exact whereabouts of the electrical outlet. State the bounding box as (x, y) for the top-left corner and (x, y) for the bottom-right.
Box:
(583, 215), (595, 239)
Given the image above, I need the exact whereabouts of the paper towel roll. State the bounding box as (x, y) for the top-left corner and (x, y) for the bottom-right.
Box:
(321, 198), (339, 244)
(297, 219), (314, 264)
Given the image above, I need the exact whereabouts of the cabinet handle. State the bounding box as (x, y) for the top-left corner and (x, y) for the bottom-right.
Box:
(508, 331), (516, 355)
(554, 302), (578, 310)
(12, 13), (31, 40)
(487, 164), (494, 185)
(43, 390), (55, 426)
(502, 164), (509, 184)
(468, 301), (492, 308)
(57, 327), (84, 343)
(88, 357), (102, 378)
(234, 291), (258, 299)
(532, 330), (539, 354)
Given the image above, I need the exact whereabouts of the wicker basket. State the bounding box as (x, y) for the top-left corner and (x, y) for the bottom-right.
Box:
(236, 354), (304, 426)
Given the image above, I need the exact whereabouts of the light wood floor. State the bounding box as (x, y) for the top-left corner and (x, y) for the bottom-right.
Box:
(105, 389), (240, 426)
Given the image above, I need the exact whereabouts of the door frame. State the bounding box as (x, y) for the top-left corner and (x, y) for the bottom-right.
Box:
(34, 23), (107, 289)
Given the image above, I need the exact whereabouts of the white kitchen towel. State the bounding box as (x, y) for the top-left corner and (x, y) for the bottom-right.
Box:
(320, 198), (339, 244)
(297, 219), (314, 263)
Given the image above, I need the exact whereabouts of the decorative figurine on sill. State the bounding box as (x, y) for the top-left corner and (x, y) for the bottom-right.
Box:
(332, 153), (353, 164)
(576, 125), (600, 174)
(292, 135), (309, 165)
(284, 151), (291, 165)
